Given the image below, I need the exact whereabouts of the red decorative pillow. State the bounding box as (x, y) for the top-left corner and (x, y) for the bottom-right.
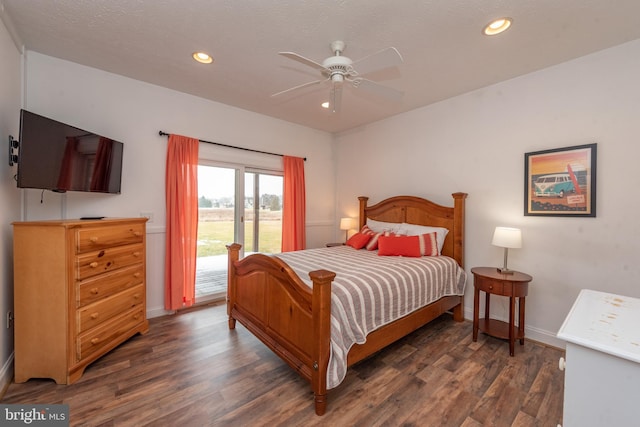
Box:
(378, 234), (421, 257)
(377, 232), (440, 257)
(360, 225), (392, 251)
(360, 224), (375, 236)
(346, 232), (372, 249)
(417, 232), (440, 256)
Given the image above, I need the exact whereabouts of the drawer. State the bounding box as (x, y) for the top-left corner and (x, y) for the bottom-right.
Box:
(77, 264), (144, 308)
(77, 284), (145, 333)
(77, 307), (145, 362)
(476, 278), (506, 295)
(76, 243), (144, 280)
(76, 223), (144, 254)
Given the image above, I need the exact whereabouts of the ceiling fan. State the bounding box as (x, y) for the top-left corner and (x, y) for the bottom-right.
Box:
(272, 40), (404, 113)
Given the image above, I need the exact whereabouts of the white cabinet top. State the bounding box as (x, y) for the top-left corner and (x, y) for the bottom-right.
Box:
(557, 289), (640, 364)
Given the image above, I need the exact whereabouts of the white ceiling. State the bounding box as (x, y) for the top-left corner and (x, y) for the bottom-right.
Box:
(2, 0), (640, 134)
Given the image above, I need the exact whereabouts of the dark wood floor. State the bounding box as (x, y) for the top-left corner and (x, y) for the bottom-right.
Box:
(1, 301), (565, 426)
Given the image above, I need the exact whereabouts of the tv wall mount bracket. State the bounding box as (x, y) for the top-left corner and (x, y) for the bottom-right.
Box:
(8, 135), (18, 166)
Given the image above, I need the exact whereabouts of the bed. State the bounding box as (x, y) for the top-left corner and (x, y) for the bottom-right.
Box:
(226, 193), (467, 415)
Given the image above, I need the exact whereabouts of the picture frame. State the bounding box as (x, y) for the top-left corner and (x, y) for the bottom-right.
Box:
(524, 143), (597, 217)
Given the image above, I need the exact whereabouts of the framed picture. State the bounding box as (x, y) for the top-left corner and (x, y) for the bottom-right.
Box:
(524, 143), (597, 217)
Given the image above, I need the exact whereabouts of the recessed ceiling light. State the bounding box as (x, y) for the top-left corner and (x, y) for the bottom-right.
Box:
(321, 102), (330, 109)
(483, 17), (512, 36)
(192, 52), (213, 64)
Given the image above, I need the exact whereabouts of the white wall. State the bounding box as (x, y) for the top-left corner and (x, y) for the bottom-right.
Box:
(22, 52), (336, 317)
(0, 19), (23, 391)
(335, 39), (640, 348)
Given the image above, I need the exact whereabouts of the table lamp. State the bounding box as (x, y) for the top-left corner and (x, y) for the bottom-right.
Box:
(491, 226), (522, 274)
(340, 217), (357, 242)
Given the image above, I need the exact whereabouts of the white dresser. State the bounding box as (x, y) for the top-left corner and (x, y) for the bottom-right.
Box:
(557, 289), (640, 427)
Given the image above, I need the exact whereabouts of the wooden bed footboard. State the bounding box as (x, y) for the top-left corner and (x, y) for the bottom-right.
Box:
(226, 243), (336, 415)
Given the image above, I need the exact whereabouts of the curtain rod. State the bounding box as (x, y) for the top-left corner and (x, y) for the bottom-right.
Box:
(158, 131), (306, 161)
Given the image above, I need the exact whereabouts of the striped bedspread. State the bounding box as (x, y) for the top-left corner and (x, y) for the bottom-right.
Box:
(275, 245), (467, 389)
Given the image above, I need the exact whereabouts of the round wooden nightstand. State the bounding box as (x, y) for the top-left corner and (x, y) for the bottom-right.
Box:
(471, 266), (533, 356)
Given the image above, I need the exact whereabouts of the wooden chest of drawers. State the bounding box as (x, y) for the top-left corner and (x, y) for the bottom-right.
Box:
(13, 218), (149, 384)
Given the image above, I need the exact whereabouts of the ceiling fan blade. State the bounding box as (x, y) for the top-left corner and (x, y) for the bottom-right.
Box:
(351, 47), (403, 75)
(352, 78), (404, 101)
(278, 52), (327, 71)
(271, 78), (327, 97)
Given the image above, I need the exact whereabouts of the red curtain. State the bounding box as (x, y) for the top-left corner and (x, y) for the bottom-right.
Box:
(90, 137), (113, 191)
(282, 156), (306, 252)
(165, 134), (199, 310)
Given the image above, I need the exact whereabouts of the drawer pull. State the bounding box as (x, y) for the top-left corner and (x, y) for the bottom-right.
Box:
(133, 251), (141, 258)
(90, 288), (99, 295)
(133, 272), (141, 278)
(133, 314), (141, 320)
(90, 312), (99, 320)
(89, 262), (99, 268)
(559, 357), (566, 371)
(133, 294), (141, 300)
(489, 285), (494, 290)
(89, 236), (98, 243)
(90, 338), (100, 345)
(133, 231), (142, 237)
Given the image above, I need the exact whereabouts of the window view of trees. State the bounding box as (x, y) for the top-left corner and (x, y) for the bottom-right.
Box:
(198, 194), (281, 211)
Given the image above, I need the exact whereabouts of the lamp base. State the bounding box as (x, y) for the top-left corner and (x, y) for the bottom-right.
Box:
(497, 267), (515, 275)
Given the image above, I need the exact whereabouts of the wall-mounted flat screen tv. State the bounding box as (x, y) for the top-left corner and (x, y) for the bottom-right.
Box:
(17, 109), (123, 194)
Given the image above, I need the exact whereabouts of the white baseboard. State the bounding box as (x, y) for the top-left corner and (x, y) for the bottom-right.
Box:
(147, 307), (175, 319)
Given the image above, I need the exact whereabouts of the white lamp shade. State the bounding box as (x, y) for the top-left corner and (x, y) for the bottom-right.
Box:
(491, 227), (522, 249)
(340, 217), (357, 231)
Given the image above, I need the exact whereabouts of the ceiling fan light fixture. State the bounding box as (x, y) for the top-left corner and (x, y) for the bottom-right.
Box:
(331, 73), (344, 84)
(483, 17), (512, 36)
(192, 51), (213, 64)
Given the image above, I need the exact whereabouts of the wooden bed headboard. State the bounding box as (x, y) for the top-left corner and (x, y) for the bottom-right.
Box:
(358, 193), (467, 267)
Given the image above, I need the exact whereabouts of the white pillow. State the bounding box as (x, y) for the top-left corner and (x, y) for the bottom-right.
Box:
(398, 223), (449, 254)
(365, 219), (403, 233)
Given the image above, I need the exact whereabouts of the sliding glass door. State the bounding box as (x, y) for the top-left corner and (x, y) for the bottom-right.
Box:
(196, 163), (283, 301)
(195, 165), (237, 300)
(244, 172), (283, 254)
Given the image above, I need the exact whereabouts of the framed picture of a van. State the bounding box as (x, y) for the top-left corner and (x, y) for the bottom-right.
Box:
(524, 143), (597, 217)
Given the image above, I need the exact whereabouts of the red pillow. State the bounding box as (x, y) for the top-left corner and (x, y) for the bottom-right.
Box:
(377, 232), (439, 257)
(360, 225), (391, 250)
(417, 232), (440, 256)
(360, 224), (375, 237)
(378, 235), (421, 257)
(346, 232), (372, 249)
